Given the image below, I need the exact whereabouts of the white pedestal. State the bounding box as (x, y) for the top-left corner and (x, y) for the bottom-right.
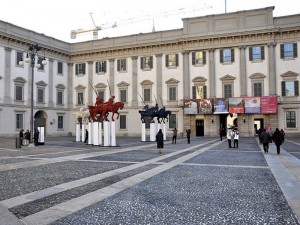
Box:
(141, 123), (146, 142)
(88, 122), (93, 145)
(104, 121), (110, 146)
(38, 127), (45, 144)
(99, 122), (102, 146)
(93, 122), (99, 146)
(76, 123), (80, 142)
(163, 123), (167, 140)
(81, 123), (86, 142)
(150, 123), (156, 142)
(111, 121), (116, 146)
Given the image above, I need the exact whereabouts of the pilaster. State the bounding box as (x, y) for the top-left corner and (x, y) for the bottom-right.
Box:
(155, 54), (163, 101)
(131, 56), (138, 106)
(239, 46), (247, 96)
(4, 48), (12, 104)
(182, 50), (190, 99)
(208, 48), (216, 98)
(48, 58), (54, 107)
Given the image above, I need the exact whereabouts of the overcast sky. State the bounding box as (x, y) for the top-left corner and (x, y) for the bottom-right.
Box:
(1, 0), (299, 43)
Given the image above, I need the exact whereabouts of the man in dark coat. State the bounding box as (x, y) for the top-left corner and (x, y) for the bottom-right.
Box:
(272, 128), (283, 155)
(186, 129), (191, 144)
(34, 129), (40, 146)
(156, 129), (164, 154)
(19, 129), (24, 146)
(260, 129), (271, 153)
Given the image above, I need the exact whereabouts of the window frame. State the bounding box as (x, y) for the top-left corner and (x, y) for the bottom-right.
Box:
(140, 56), (153, 70)
(169, 113), (177, 129)
(281, 80), (299, 97)
(57, 115), (64, 130)
(192, 85), (207, 99)
(286, 111), (296, 128)
(75, 63), (86, 76)
(120, 89), (127, 103)
(95, 61), (107, 74)
(165, 54), (179, 68)
(16, 113), (24, 129)
(223, 83), (233, 98)
(57, 61), (63, 75)
(37, 87), (45, 103)
(249, 46), (265, 61)
(192, 51), (206, 66)
(77, 92), (84, 105)
(220, 48), (234, 64)
(117, 59), (127, 72)
(119, 114), (127, 130)
(280, 43), (297, 59)
(16, 51), (23, 67)
(168, 86), (177, 101)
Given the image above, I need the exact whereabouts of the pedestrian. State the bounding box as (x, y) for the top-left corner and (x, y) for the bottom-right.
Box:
(186, 128), (191, 144)
(219, 127), (224, 141)
(156, 129), (164, 154)
(172, 128), (178, 144)
(272, 128), (283, 155)
(280, 129), (285, 143)
(233, 128), (239, 148)
(24, 130), (30, 142)
(260, 129), (271, 153)
(84, 129), (88, 143)
(33, 128), (40, 146)
(226, 127), (233, 148)
(19, 129), (24, 146)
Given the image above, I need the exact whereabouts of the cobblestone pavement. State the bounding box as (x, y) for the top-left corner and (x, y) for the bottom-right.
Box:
(0, 136), (300, 225)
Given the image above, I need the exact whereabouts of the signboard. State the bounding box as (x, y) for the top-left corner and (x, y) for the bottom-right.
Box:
(199, 99), (213, 114)
(228, 98), (244, 114)
(213, 98), (229, 114)
(244, 97), (261, 114)
(261, 96), (278, 114)
(184, 100), (198, 114)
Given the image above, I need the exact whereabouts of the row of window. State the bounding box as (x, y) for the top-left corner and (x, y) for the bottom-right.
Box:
(16, 114), (64, 129)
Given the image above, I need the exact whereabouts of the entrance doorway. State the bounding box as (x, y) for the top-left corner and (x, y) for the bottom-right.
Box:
(196, 119), (204, 136)
(254, 118), (264, 135)
(34, 110), (47, 134)
(219, 114), (227, 136)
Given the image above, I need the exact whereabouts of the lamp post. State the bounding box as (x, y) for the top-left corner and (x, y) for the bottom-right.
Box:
(19, 44), (46, 146)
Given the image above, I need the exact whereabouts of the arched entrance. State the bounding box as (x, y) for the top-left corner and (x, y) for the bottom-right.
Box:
(34, 110), (47, 134)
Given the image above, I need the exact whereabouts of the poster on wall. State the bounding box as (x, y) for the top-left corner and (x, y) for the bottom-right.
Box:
(184, 99), (198, 114)
(244, 97), (261, 114)
(228, 98), (245, 114)
(261, 96), (278, 114)
(213, 98), (229, 114)
(199, 99), (213, 114)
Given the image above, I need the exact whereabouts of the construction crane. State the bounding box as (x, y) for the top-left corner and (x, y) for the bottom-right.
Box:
(70, 5), (212, 40)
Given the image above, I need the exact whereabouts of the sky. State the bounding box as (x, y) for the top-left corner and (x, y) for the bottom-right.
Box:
(1, 0), (299, 43)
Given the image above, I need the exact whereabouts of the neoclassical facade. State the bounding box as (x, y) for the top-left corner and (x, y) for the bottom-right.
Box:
(0, 6), (299, 137)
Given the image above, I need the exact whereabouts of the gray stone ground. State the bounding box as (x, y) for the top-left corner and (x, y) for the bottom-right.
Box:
(0, 135), (300, 225)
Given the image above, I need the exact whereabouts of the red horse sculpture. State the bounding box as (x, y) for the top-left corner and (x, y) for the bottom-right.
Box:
(88, 102), (124, 122)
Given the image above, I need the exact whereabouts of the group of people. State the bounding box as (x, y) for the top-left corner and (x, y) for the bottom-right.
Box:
(259, 128), (285, 155)
(226, 127), (240, 148)
(19, 129), (40, 146)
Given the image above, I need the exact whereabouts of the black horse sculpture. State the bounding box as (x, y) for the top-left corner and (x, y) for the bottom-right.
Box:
(138, 104), (159, 123)
(153, 107), (171, 123)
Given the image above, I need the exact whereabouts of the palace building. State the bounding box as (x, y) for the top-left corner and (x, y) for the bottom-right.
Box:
(0, 6), (299, 138)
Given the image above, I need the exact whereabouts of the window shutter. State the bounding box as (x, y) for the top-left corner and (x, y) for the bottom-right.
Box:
(150, 56), (153, 69)
(231, 49), (234, 62)
(117, 60), (120, 71)
(165, 55), (169, 67)
(295, 80), (299, 96)
(203, 85), (207, 98)
(293, 43), (298, 58)
(220, 50), (223, 63)
(75, 64), (79, 75)
(261, 46), (265, 60)
(281, 81), (286, 96)
(203, 51), (206, 65)
(140, 57), (144, 69)
(83, 64), (86, 74)
(192, 86), (196, 99)
(280, 44), (284, 59)
(249, 47), (253, 61)
(175, 54), (179, 67)
(192, 52), (196, 65)
(103, 61), (107, 72)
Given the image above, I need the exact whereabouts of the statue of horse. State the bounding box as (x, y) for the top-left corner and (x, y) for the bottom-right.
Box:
(88, 105), (104, 122)
(138, 104), (159, 123)
(152, 107), (171, 123)
(102, 101), (124, 121)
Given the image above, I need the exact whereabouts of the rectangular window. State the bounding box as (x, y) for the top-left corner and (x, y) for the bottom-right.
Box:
(192, 86), (207, 99)
(224, 84), (232, 98)
(15, 85), (23, 101)
(168, 86), (177, 101)
(169, 114), (176, 129)
(286, 111), (296, 128)
(37, 88), (44, 103)
(75, 63), (86, 75)
(253, 82), (263, 96)
(141, 56), (153, 70)
(220, 49), (234, 63)
(166, 54), (179, 67)
(249, 46), (264, 61)
(77, 92), (84, 105)
(120, 89), (127, 103)
(57, 62), (63, 74)
(120, 115), (127, 129)
(57, 91), (63, 105)
(280, 43), (297, 59)
(117, 59), (127, 72)
(58, 115), (64, 129)
(145, 116), (151, 129)
(282, 81), (299, 97)
(95, 61), (107, 73)
(16, 113), (24, 129)
(143, 88), (151, 102)
(16, 52), (23, 66)
(192, 51), (206, 65)
(97, 90), (105, 101)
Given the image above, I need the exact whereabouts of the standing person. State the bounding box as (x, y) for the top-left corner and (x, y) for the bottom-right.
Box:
(186, 128), (191, 144)
(19, 129), (24, 146)
(33, 128), (40, 146)
(24, 130), (30, 142)
(226, 128), (233, 148)
(233, 128), (239, 148)
(280, 129), (285, 143)
(156, 129), (164, 154)
(219, 127), (224, 141)
(272, 128), (283, 155)
(84, 129), (88, 143)
(172, 128), (178, 144)
(260, 129), (271, 153)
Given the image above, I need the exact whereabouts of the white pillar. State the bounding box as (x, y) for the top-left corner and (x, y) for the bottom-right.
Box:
(111, 121), (116, 146)
(88, 122), (93, 145)
(163, 123), (167, 140)
(104, 121), (110, 146)
(93, 122), (99, 146)
(99, 122), (102, 146)
(76, 123), (80, 142)
(150, 123), (156, 142)
(141, 123), (146, 142)
(81, 123), (86, 142)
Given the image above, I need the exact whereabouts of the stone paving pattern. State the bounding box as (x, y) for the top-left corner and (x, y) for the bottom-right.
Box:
(0, 136), (299, 225)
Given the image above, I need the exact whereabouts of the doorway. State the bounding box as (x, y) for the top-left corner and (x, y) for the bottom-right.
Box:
(34, 110), (47, 134)
(196, 119), (204, 136)
(254, 118), (264, 135)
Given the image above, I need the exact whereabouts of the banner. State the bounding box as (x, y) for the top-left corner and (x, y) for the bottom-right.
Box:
(184, 100), (198, 114)
(228, 98), (244, 114)
(244, 97), (261, 114)
(199, 99), (213, 114)
(213, 98), (229, 114)
(261, 96), (278, 114)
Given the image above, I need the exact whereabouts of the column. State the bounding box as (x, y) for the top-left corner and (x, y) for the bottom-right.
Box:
(4, 48), (12, 104)
(48, 58), (54, 107)
(239, 46), (247, 96)
(268, 42), (277, 95)
(109, 59), (115, 95)
(131, 56), (138, 106)
(182, 51), (190, 99)
(87, 61), (93, 105)
(67, 63), (73, 109)
(208, 48), (216, 98)
(156, 54), (163, 100)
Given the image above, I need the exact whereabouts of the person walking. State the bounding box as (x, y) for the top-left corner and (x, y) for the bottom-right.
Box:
(156, 129), (164, 154)
(260, 129), (271, 153)
(84, 129), (88, 143)
(280, 129), (285, 143)
(19, 129), (24, 146)
(219, 127), (224, 141)
(186, 128), (191, 144)
(272, 128), (283, 155)
(233, 128), (239, 148)
(226, 128), (233, 148)
(172, 128), (178, 144)
(33, 128), (40, 146)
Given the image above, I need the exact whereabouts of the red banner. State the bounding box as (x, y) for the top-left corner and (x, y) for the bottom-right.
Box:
(261, 96), (278, 114)
(228, 98), (244, 114)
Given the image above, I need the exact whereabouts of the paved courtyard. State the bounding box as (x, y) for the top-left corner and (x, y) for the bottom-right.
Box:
(0, 135), (300, 225)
